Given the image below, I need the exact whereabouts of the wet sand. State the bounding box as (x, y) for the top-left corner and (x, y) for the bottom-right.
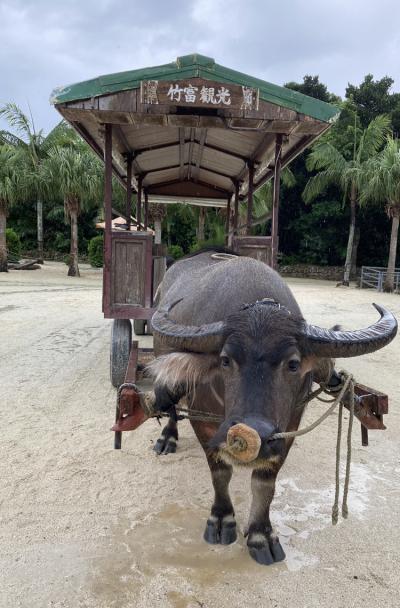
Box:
(1, 262), (400, 607)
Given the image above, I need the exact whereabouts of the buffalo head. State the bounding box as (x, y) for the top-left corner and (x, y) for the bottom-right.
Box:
(151, 299), (397, 467)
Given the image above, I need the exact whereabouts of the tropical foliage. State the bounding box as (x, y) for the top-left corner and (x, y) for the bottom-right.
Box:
(2, 71), (400, 286)
(40, 144), (103, 276)
(0, 103), (75, 261)
(360, 138), (400, 291)
(303, 114), (391, 283)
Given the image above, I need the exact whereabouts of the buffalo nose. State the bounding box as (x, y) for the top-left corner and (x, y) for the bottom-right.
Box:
(224, 423), (262, 463)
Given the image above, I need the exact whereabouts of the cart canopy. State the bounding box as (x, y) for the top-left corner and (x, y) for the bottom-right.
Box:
(51, 53), (340, 206)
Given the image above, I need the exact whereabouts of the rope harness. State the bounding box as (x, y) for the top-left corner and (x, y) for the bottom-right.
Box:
(119, 371), (355, 525)
(271, 372), (355, 524)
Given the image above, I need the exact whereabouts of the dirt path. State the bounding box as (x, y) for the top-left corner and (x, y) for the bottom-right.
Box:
(1, 262), (400, 608)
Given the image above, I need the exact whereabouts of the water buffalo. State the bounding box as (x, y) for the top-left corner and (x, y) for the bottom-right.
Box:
(148, 250), (397, 565)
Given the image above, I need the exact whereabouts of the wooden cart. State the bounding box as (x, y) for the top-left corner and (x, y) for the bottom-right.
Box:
(51, 54), (388, 448)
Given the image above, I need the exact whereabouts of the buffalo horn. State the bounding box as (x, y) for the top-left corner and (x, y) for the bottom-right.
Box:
(305, 303), (397, 358)
(151, 300), (225, 352)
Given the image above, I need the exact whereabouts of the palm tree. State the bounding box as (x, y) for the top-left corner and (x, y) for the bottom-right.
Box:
(41, 146), (102, 276)
(303, 114), (391, 285)
(196, 207), (206, 242)
(360, 138), (400, 292)
(237, 168), (296, 235)
(149, 203), (166, 249)
(0, 145), (21, 271)
(0, 103), (75, 262)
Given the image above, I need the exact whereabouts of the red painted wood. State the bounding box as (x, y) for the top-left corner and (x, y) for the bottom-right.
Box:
(272, 134), (282, 270)
(103, 123), (113, 314)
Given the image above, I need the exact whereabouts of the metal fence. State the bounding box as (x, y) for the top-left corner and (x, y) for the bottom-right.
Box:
(360, 266), (400, 291)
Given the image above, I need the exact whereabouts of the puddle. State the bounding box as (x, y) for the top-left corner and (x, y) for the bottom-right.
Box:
(90, 502), (316, 606)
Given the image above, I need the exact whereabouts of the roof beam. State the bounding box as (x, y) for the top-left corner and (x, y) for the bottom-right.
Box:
(72, 121), (128, 191)
(179, 127), (186, 181)
(200, 140), (249, 162)
(146, 177), (230, 196)
(134, 139), (181, 156)
(187, 128), (196, 180)
(113, 125), (140, 189)
(238, 132), (276, 196)
(192, 129), (207, 182)
(134, 137), (250, 164)
(141, 162), (237, 183)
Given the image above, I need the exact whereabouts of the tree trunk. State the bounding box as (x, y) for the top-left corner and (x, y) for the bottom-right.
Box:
(68, 209), (80, 277)
(350, 226), (360, 279)
(37, 199), (44, 264)
(197, 207), (206, 242)
(383, 208), (399, 293)
(342, 184), (357, 285)
(155, 219), (162, 245)
(0, 205), (8, 272)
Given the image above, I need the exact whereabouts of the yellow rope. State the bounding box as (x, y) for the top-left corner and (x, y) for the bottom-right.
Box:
(271, 372), (354, 525)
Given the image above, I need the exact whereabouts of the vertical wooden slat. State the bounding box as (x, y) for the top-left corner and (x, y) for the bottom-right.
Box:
(225, 195), (231, 245)
(144, 190), (149, 231)
(126, 154), (132, 231)
(246, 162), (254, 236)
(103, 123), (113, 315)
(272, 134), (282, 270)
(137, 175), (143, 230)
(233, 181), (239, 234)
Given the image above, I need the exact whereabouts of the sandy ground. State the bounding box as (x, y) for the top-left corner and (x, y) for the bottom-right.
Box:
(1, 261), (400, 608)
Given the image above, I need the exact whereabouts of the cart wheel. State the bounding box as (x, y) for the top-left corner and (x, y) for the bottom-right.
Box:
(134, 319), (146, 336)
(110, 319), (132, 387)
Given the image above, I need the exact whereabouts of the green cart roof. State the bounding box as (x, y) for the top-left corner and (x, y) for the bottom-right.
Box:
(52, 54), (340, 203)
(51, 53), (339, 124)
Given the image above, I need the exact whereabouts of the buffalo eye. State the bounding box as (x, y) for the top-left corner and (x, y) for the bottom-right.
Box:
(287, 359), (300, 373)
(220, 355), (230, 368)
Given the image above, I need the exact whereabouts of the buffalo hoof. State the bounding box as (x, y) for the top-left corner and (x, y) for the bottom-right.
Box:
(247, 532), (285, 566)
(153, 435), (177, 455)
(203, 515), (237, 545)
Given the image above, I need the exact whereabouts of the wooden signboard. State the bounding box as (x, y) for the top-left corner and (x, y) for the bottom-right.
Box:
(140, 78), (259, 111)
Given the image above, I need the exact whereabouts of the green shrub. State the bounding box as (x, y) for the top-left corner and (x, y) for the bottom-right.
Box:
(168, 244), (184, 259)
(6, 228), (21, 262)
(189, 237), (225, 254)
(88, 235), (104, 267)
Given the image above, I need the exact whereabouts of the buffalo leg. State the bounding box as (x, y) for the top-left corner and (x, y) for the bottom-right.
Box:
(152, 383), (186, 456)
(153, 414), (178, 455)
(246, 469), (285, 565)
(203, 457), (237, 545)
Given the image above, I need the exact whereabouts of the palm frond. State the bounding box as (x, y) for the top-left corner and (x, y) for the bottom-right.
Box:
(306, 141), (346, 173)
(0, 130), (28, 148)
(0, 103), (32, 141)
(303, 169), (341, 203)
(358, 114), (392, 162)
(359, 138), (400, 207)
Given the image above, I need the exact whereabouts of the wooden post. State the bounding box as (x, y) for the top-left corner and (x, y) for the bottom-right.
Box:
(246, 162), (254, 236)
(137, 175), (142, 230)
(272, 135), (282, 269)
(144, 190), (149, 231)
(233, 181), (239, 235)
(126, 154), (132, 231)
(225, 196), (231, 245)
(103, 123), (113, 313)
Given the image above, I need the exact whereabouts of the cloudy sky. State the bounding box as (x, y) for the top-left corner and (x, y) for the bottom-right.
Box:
(1, 0), (399, 135)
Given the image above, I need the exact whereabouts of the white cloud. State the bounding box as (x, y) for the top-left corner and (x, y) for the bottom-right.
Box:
(1, 0), (399, 134)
